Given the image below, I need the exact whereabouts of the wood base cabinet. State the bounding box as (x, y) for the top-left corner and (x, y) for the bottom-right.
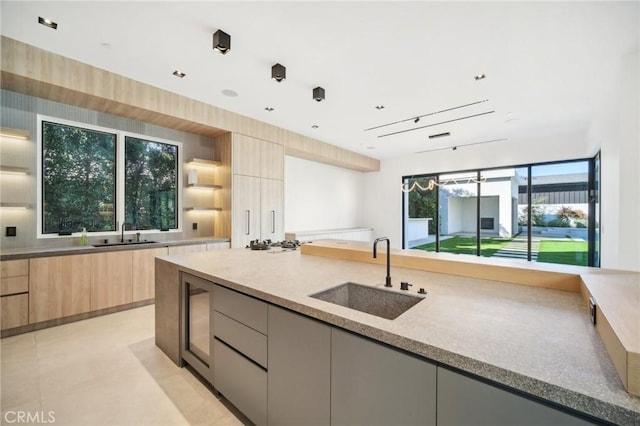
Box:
(132, 247), (168, 302)
(331, 328), (437, 426)
(1, 259), (29, 330)
(268, 306), (330, 425)
(29, 255), (91, 323)
(90, 251), (133, 311)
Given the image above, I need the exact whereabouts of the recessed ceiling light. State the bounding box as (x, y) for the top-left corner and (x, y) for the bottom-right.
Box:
(265, 107), (274, 112)
(375, 105), (385, 110)
(367, 146), (376, 150)
(311, 125), (319, 129)
(414, 117), (420, 123)
(172, 70), (186, 78)
(100, 42), (112, 48)
(222, 89), (238, 97)
(474, 74), (486, 80)
(38, 17), (58, 30)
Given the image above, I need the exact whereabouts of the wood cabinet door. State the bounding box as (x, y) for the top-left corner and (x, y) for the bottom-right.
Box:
(90, 251), (133, 311)
(29, 255), (92, 323)
(232, 174), (261, 248)
(260, 178), (284, 241)
(232, 134), (262, 177)
(260, 141), (284, 180)
(132, 247), (167, 302)
(1, 294), (28, 329)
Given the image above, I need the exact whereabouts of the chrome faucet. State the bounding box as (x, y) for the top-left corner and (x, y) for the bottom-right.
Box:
(373, 237), (392, 287)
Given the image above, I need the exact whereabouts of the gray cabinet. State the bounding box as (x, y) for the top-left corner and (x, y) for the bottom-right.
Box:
(437, 368), (594, 426)
(212, 284), (268, 426)
(268, 306), (331, 425)
(331, 328), (437, 426)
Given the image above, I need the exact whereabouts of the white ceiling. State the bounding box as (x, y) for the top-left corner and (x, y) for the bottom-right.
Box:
(1, 1), (638, 159)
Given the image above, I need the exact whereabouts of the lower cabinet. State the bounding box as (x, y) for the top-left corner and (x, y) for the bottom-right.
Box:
(213, 339), (267, 425)
(1, 293), (28, 329)
(331, 328), (437, 426)
(90, 251), (133, 310)
(267, 305), (331, 425)
(436, 368), (594, 426)
(132, 247), (168, 302)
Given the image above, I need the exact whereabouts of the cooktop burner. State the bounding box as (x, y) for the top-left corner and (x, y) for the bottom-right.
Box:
(247, 239), (302, 251)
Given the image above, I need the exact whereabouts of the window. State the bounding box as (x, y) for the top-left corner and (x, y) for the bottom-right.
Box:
(39, 117), (181, 237)
(41, 121), (117, 234)
(403, 157), (600, 267)
(124, 136), (178, 230)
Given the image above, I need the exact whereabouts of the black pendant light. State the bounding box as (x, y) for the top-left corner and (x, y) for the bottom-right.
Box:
(272, 63), (286, 82)
(212, 30), (231, 54)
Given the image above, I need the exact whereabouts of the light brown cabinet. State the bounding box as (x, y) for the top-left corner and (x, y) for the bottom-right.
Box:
(132, 247), (168, 302)
(90, 251), (133, 311)
(231, 133), (284, 248)
(1, 259), (30, 330)
(29, 255), (92, 323)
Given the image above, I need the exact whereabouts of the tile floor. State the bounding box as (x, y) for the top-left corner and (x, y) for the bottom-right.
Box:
(0, 305), (243, 425)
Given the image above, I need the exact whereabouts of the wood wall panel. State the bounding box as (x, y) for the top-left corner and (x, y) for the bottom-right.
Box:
(1, 36), (379, 173)
(214, 133), (232, 239)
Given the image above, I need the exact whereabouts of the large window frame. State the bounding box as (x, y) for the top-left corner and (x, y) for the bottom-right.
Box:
(37, 115), (183, 239)
(402, 156), (600, 267)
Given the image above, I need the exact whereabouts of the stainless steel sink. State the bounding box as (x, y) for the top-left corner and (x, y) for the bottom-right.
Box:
(310, 282), (424, 320)
(92, 241), (158, 247)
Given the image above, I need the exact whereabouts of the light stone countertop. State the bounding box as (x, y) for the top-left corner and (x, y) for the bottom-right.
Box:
(0, 237), (229, 261)
(162, 248), (640, 425)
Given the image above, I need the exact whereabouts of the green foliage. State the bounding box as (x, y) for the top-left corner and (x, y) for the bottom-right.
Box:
(518, 195), (546, 226)
(124, 137), (177, 230)
(547, 218), (571, 228)
(43, 122), (116, 233)
(407, 176), (437, 234)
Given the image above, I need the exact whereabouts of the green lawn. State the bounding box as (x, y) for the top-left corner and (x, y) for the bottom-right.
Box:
(413, 236), (512, 257)
(537, 240), (588, 266)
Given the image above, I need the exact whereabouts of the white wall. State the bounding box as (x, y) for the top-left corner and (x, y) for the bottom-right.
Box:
(284, 156), (365, 232)
(362, 52), (639, 272)
(592, 51), (640, 271)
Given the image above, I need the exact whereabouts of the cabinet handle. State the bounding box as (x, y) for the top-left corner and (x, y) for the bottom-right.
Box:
(271, 210), (276, 234)
(245, 210), (250, 235)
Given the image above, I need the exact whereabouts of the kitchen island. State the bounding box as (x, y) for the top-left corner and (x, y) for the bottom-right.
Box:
(155, 244), (640, 425)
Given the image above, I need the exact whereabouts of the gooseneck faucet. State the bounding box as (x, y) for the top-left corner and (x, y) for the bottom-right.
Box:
(373, 237), (392, 287)
(121, 222), (135, 243)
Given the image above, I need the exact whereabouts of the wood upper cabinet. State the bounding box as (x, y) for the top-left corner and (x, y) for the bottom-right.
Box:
(232, 133), (284, 180)
(29, 255), (92, 323)
(232, 174), (261, 248)
(90, 251), (133, 311)
(132, 247), (168, 302)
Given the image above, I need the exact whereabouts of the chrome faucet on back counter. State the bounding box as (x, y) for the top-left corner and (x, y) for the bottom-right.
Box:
(373, 237), (392, 287)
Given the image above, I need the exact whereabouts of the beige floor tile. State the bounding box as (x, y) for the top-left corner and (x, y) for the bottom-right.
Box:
(0, 305), (241, 426)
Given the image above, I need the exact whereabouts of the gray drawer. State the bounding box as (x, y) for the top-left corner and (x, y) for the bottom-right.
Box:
(214, 338), (267, 426)
(213, 311), (267, 368)
(213, 284), (267, 334)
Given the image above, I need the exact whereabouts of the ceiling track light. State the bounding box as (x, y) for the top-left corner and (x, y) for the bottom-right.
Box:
(313, 87), (325, 102)
(172, 70), (186, 78)
(38, 17), (58, 30)
(271, 63), (286, 82)
(212, 29), (231, 54)
(428, 132), (451, 139)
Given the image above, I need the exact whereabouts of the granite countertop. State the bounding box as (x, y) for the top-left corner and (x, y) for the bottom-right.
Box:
(0, 237), (229, 261)
(162, 248), (640, 425)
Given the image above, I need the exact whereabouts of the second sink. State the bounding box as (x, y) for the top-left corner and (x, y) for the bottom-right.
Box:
(310, 282), (424, 320)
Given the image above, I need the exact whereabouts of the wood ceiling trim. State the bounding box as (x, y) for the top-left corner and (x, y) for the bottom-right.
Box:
(1, 36), (380, 173)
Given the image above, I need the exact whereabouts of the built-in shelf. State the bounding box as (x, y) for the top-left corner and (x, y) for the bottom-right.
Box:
(0, 203), (30, 209)
(0, 127), (30, 140)
(187, 158), (220, 168)
(187, 183), (222, 190)
(185, 207), (222, 212)
(0, 166), (30, 175)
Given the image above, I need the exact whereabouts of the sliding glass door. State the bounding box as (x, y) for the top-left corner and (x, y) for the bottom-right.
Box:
(402, 155), (601, 267)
